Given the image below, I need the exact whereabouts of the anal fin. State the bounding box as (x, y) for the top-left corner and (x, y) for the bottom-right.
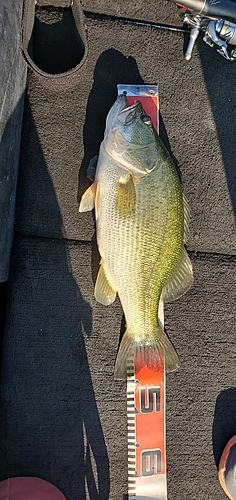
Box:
(94, 263), (117, 305)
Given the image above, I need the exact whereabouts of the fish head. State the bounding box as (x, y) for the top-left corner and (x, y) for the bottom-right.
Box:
(104, 96), (158, 177)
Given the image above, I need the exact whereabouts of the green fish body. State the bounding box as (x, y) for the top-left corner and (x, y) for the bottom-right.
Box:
(79, 95), (193, 379)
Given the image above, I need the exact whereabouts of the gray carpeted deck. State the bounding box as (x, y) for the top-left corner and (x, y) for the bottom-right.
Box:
(0, 2), (235, 499)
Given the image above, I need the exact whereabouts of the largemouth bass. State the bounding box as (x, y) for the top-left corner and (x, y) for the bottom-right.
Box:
(79, 94), (193, 379)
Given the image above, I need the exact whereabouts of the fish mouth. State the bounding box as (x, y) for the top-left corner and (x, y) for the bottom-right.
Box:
(105, 96), (142, 137)
(117, 100), (143, 125)
(118, 100), (141, 115)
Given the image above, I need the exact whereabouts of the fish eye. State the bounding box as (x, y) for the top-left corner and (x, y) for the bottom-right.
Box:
(141, 115), (152, 126)
(125, 110), (136, 125)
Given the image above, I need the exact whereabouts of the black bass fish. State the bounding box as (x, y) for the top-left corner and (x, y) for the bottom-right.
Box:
(79, 94), (193, 379)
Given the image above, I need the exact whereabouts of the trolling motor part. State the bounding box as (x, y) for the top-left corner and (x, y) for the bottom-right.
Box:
(170, 0), (236, 59)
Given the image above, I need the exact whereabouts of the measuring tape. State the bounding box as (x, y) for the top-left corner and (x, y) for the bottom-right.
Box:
(117, 85), (167, 500)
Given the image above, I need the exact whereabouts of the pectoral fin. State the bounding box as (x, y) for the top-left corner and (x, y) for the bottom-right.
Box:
(78, 183), (96, 212)
(94, 263), (117, 305)
(163, 247), (193, 302)
(115, 174), (136, 218)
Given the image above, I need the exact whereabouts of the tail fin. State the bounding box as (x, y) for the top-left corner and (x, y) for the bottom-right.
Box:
(114, 327), (179, 379)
